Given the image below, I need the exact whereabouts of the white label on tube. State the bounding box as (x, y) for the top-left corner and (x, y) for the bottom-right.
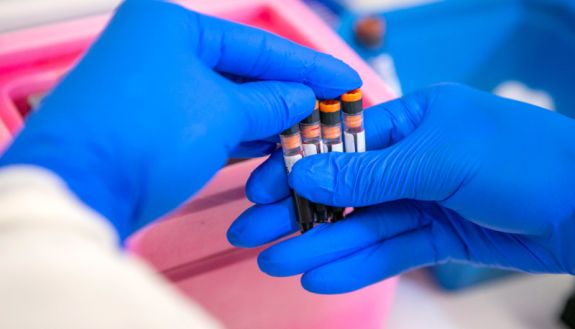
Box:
(345, 131), (366, 153)
(303, 143), (319, 156)
(330, 142), (344, 153)
(344, 132), (355, 152)
(356, 131), (366, 152)
(284, 154), (303, 173)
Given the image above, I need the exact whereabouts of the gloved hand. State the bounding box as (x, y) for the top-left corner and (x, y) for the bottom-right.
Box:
(0, 0), (361, 241)
(228, 84), (575, 294)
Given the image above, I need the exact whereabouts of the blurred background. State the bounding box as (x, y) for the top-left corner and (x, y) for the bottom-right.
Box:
(1, 0), (574, 328)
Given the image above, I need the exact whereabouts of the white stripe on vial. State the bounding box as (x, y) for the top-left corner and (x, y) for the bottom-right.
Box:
(284, 154), (303, 173)
(344, 131), (366, 153)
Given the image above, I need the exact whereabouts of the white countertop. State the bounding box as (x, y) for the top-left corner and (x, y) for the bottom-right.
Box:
(387, 270), (573, 329)
(0, 0), (120, 32)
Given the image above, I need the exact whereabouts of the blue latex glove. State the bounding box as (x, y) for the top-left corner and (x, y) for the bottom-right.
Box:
(0, 0), (361, 241)
(228, 84), (575, 294)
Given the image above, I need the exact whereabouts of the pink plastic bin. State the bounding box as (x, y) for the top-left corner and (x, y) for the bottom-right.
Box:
(0, 0), (397, 328)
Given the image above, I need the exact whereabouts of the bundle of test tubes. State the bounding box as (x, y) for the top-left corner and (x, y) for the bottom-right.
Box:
(279, 89), (365, 233)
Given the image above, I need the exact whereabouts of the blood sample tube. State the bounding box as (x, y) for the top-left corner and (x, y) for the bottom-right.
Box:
(319, 100), (344, 152)
(319, 100), (345, 222)
(342, 89), (366, 153)
(280, 124), (315, 233)
(299, 100), (329, 223)
(300, 100), (324, 156)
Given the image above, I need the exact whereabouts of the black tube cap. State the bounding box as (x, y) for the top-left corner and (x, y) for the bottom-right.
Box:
(301, 108), (320, 124)
(281, 124), (300, 136)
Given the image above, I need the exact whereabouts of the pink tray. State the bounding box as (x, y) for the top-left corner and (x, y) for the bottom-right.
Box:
(0, 1), (397, 328)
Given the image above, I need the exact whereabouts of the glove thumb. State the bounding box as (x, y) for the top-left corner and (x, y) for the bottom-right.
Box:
(289, 138), (463, 206)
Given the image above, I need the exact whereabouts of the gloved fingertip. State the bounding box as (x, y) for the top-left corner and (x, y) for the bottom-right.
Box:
(256, 80), (316, 116)
(307, 56), (363, 99)
(245, 177), (286, 204)
(226, 230), (266, 249)
(314, 85), (360, 100)
(301, 270), (341, 295)
(228, 199), (298, 248)
(334, 66), (363, 93)
(281, 82), (317, 120)
(241, 81), (316, 141)
(226, 219), (262, 248)
(245, 151), (290, 204)
(303, 267), (369, 294)
(257, 249), (289, 277)
(226, 225), (244, 247)
(289, 156), (336, 204)
(227, 212), (263, 248)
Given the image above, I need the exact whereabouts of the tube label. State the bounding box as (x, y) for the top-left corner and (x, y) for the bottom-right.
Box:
(284, 154), (303, 173)
(344, 131), (366, 153)
(329, 142), (344, 153)
(303, 142), (324, 156)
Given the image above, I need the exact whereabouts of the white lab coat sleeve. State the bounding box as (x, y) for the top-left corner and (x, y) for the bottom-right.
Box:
(0, 165), (222, 329)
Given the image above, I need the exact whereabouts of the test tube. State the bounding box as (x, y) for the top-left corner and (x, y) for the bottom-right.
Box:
(300, 100), (324, 156)
(342, 89), (366, 153)
(299, 100), (329, 223)
(319, 100), (344, 152)
(280, 124), (315, 233)
(319, 100), (345, 222)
